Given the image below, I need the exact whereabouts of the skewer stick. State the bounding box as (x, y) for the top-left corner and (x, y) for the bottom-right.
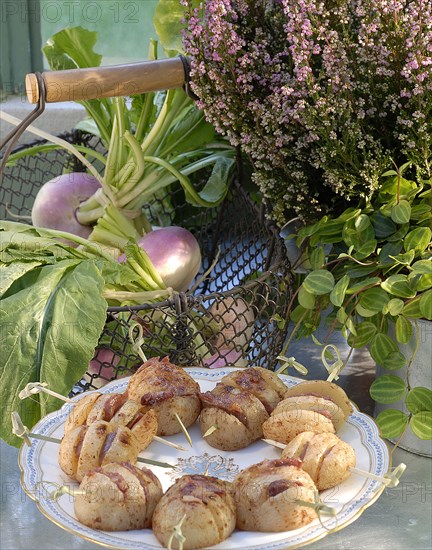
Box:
(349, 463), (407, 488)
(262, 438), (285, 449)
(11, 412), (174, 469)
(174, 413), (193, 448)
(203, 424), (218, 438)
(262, 437), (406, 488)
(19, 382), (75, 403)
(18, 382), (186, 452)
(167, 514), (187, 550)
(153, 435), (186, 452)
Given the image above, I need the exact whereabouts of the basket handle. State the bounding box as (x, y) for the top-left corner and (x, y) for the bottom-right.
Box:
(25, 57), (187, 104)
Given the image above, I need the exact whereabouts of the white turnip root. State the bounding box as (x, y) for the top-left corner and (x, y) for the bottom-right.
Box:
(83, 348), (125, 389)
(204, 347), (248, 368)
(209, 296), (255, 349)
(31, 173), (101, 239)
(120, 226), (202, 292)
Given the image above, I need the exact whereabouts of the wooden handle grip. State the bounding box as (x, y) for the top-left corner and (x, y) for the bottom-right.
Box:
(26, 58), (186, 104)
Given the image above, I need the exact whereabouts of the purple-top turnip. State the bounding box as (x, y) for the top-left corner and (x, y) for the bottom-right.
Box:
(31, 173), (101, 239)
(84, 347), (125, 389)
(120, 226), (202, 292)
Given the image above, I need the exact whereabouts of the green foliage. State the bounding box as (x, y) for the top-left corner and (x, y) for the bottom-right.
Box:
(283, 166), (432, 440)
(38, 26), (236, 248)
(0, 219), (175, 446)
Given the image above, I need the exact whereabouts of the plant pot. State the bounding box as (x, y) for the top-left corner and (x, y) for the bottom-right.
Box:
(280, 218), (308, 273)
(374, 318), (432, 457)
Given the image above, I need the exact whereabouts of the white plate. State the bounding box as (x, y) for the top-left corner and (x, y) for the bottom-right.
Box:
(19, 368), (390, 549)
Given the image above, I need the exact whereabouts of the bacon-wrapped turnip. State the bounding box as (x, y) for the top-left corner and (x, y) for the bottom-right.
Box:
(220, 366), (287, 414)
(58, 415), (156, 482)
(152, 475), (236, 549)
(75, 461), (163, 531)
(126, 357), (201, 436)
(233, 458), (317, 532)
(200, 383), (269, 450)
(281, 431), (356, 490)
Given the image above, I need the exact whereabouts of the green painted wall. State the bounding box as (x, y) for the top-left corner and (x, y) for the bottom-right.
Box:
(39, 0), (160, 66)
(0, 1), (43, 94)
(1, 1), (160, 95)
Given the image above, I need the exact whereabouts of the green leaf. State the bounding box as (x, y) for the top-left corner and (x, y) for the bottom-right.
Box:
(298, 286), (316, 309)
(369, 332), (398, 363)
(410, 411), (432, 439)
(391, 200), (411, 224)
(379, 241), (403, 264)
(355, 302), (378, 317)
(160, 107), (216, 156)
(402, 297), (424, 318)
(42, 26), (113, 145)
(385, 298), (404, 316)
(375, 409), (409, 438)
(381, 275), (417, 298)
(395, 315), (413, 344)
(342, 215), (375, 250)
(354, 239), (377, 259)
(290, 304), (309, 323)
(406, 387), (432, 414)
(310, 247), (325, 270)
(346, 316), (357, 335)
(416, 273), (432, 292)
(302, 270), (335, 295)
(389, 250), (415, 265)
(330, 274), (350, 307)
(419, 290), (432, 320)
(0, 261), (107, 447)
(43, 26), (102, 70)
(404, 227), (432, 253)
(378, 175), (416, 199)
(370, 211), (397, 238)
(0, 262), (42, 298)
(346, 264), (379, 278)
(386, 224), (409, 242)
(359, 287), (389, 312)
(381, 351), (407, 370)
(346, 277), (381, 294)
(410, 202), (432, 220)
(75, 118), (101, 138)
(336, 307), (348, 324)
(184, 156), (235, 206)
(154, 0), (201, 54)
(347, 321), (377, 348)
(370, 375), (406, 404)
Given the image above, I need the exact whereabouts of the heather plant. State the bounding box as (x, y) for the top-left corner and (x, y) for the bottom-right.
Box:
(182, 0), (432, 226)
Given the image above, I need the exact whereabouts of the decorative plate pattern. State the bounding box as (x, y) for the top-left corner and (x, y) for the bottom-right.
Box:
(19, 368), (391, 549)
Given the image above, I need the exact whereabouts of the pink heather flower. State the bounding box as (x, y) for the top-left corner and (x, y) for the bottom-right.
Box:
(182, 0), (432, 225)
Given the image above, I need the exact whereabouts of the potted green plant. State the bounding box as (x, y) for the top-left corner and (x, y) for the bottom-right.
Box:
(280, 163), (432, 452)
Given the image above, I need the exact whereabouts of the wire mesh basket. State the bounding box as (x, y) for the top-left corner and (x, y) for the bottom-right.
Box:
(1, 131), (292, 391)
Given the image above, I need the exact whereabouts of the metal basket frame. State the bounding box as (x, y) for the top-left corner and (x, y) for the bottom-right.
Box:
(1, 131), (292, 390)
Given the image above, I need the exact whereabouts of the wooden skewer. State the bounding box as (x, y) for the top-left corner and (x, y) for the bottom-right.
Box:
(262, 438), (406, 488)
(19, 382), (187, 452)
(262, 438), (285, 449)
(203, 424), (218, 438)
(19, 382), (75, 403)
(174, 413), (193, 448)
(11, 411), (174, 469)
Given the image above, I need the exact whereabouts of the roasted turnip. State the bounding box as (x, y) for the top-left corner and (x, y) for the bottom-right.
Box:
(31, 173), (101, 239)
